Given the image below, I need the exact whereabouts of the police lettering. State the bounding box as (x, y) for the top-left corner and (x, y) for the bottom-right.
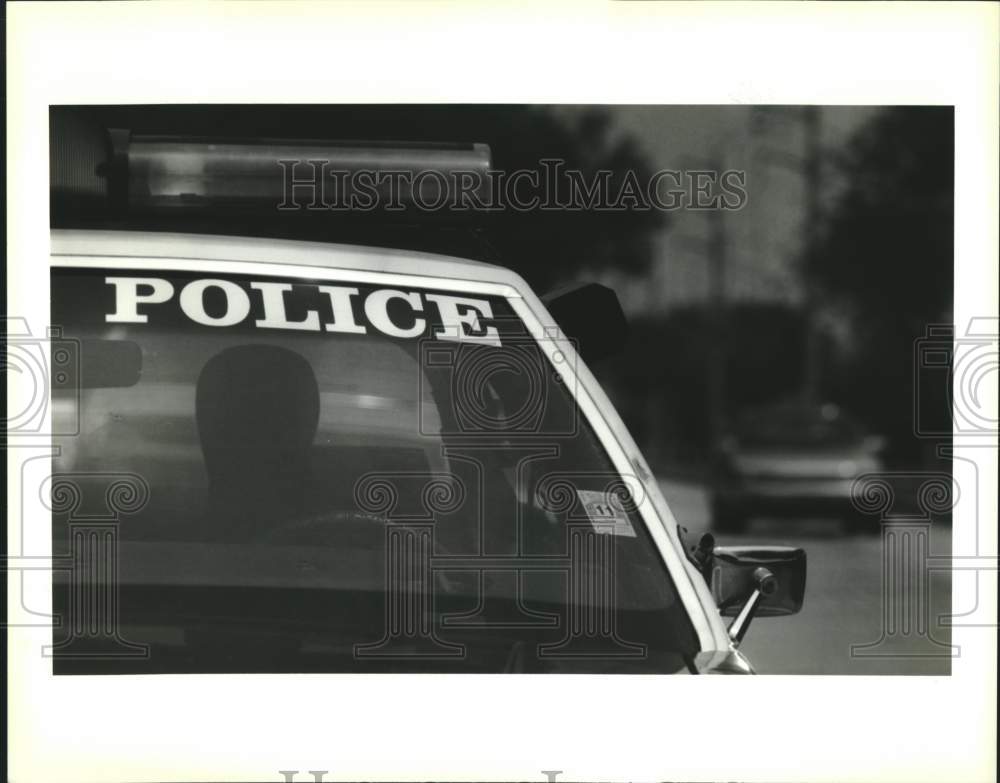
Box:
(105, 277), (501, 346)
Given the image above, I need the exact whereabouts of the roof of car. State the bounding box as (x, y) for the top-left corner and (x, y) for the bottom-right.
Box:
(51, 229), (529, 292)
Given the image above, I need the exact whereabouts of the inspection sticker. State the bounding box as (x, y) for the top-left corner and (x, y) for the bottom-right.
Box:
(576, 490), (637, 537)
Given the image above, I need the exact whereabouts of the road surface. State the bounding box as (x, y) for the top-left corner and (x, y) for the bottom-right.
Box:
(658, 478), (953, 674)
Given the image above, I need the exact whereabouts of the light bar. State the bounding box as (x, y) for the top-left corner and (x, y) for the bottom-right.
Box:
(51, 125), (493, 218)
(127, 136), (493, 214)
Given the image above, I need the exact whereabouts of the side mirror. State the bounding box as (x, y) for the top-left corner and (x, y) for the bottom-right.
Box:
(541, 282), (628, 362)
(691, 535), (806, 644)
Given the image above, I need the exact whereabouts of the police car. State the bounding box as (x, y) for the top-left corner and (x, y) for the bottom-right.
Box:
(48, 126), (805, 675)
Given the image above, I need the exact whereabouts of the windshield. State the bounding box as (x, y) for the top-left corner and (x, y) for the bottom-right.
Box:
(50, 266), (697, 674)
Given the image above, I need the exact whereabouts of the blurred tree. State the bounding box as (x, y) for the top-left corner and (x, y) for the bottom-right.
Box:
(804, 107), (953, 464)
(60, 105), (667, 292)
(602, 304), (809, 471)
(473, 106), (668, 291)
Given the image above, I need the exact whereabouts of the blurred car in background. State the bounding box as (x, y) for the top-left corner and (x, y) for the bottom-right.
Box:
(711, 401), (885, 533)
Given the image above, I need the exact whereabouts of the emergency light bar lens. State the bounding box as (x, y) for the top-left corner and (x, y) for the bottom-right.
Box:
(126, 137), (493, 214)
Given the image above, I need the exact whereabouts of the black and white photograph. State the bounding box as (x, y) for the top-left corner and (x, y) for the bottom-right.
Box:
(44, 102), (956, 677)
(5, 4), (998, 783)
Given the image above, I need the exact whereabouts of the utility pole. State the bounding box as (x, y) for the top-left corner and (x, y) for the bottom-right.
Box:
(750, 105), (826, 404)
(706, 154), (728, 446)
(676, 151), (729, 450)
(801, 106), (823, 403)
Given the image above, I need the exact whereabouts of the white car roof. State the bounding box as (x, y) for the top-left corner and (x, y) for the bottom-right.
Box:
(51, 229), (529, 292)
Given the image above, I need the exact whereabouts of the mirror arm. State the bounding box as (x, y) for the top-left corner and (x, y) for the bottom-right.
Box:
(727, 567), (777, 645)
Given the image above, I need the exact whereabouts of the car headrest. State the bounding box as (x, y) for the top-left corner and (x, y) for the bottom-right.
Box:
(196, 344), (320, 492)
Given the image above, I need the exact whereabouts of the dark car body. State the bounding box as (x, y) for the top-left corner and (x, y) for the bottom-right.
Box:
(711, 402), (884, 533)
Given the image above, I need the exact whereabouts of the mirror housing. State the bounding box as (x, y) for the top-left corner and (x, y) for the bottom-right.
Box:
(710, 545), (806, 617)
(541, 282), (628, 362)
(688, 535), (806, 644)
